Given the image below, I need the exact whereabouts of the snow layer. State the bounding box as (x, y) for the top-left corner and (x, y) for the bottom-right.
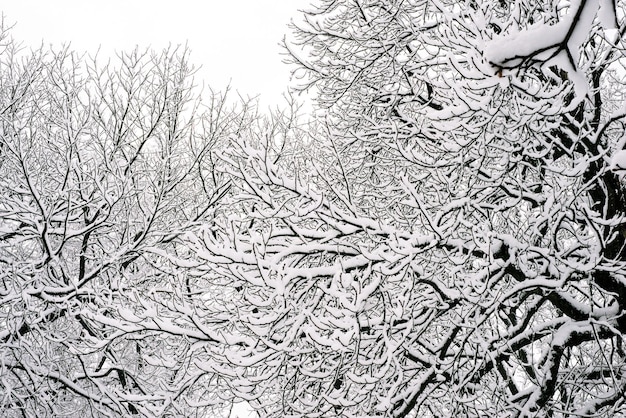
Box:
(485, 0), (614, 103)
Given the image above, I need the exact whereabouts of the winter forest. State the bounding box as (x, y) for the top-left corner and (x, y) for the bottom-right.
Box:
(2, 0), (626, 417)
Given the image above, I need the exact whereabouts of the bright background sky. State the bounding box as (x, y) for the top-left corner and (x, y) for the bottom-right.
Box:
(1, 0), (312, 110)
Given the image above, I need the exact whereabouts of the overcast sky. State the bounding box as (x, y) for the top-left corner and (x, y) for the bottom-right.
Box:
(1, 0), (312, 109)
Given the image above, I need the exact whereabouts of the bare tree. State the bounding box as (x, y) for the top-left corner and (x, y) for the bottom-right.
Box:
(0, 23), (241, 416)
(5, 0), (626, 416)
(184, 0), (626, 417)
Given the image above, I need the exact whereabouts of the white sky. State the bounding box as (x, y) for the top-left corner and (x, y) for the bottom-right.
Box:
(1, 0), (312, 109)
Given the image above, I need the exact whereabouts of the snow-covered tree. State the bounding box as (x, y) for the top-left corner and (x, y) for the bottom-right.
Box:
(4, 0), (626, 416)
(186, 0), (626, 416)
(0, 26), (242, 416)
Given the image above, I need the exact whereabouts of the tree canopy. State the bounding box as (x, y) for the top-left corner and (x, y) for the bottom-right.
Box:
(2, 1), (626, 417)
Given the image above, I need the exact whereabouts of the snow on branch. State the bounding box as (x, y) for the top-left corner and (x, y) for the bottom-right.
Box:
(485, 0), (618, 101)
